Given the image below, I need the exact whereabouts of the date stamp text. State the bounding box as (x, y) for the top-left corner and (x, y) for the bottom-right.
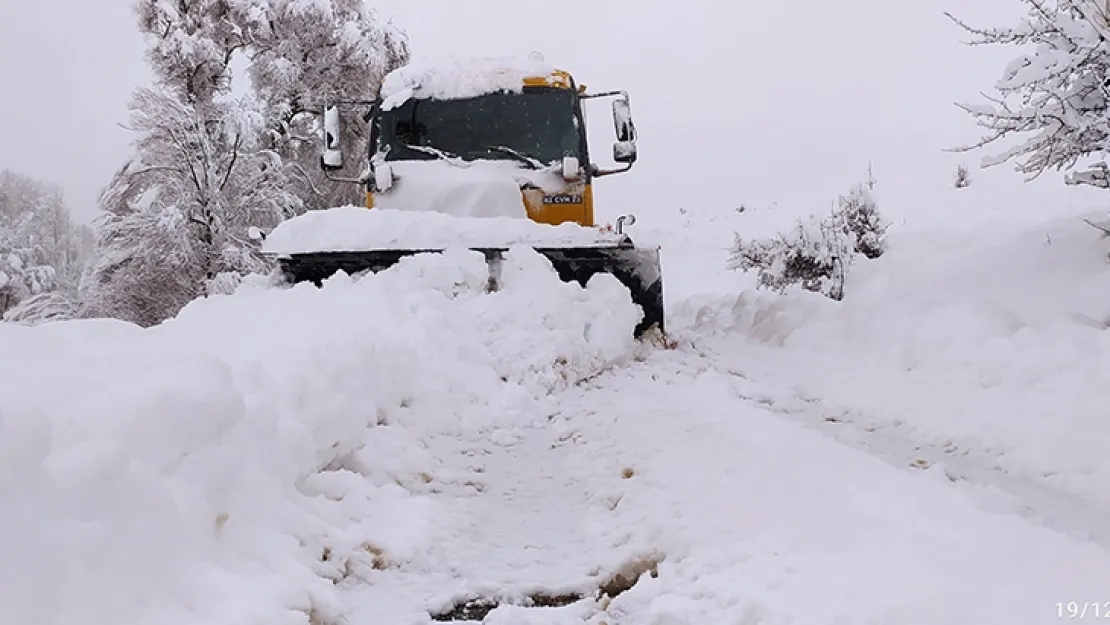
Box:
(1057, 602), (1110, 619)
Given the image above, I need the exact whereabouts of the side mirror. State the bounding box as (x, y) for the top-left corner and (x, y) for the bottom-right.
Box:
(247, 226), (267, 242)
(321, 104), (343, 171)
(561, 155), (581, 181)
(374, 162), (394, 192)
(582, 89), (639, 177)
(612, 97), (636, 143)
(613, 141), (637, 164)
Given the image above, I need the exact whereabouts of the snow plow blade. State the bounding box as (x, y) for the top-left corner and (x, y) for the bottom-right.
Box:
(276, 245), (665, 337)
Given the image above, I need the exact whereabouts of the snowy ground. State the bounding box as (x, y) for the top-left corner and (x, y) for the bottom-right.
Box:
(4, 184), (1110, 624)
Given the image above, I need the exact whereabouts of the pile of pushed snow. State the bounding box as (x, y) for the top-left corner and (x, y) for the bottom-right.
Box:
(262, 206), (628, 256)
(0, 247), (642, 625)
(380, 55), (557, 110)
(681, 209), (1110, 507)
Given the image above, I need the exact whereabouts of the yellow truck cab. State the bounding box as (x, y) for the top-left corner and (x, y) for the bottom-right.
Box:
(321, 55), (639, 228)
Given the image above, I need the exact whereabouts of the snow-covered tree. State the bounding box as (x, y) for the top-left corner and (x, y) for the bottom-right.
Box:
(0, 170), (89, 318)
(947, 1), (1110, 188)
(80, 0), (407, 325)
(135, 0), (408, 209)
(244, 0), (409, 209)
(134, 0), (248, 105)
(80, 86), (297, 326)
(78, 0), (408, 326)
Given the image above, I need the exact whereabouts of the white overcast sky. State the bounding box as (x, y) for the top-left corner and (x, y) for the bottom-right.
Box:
(0, 0), (1053, 224)
(0, 0), (149, 222)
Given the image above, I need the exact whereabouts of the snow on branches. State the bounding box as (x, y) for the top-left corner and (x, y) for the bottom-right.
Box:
(83, 0), (410, 326)
(81, 87), (295, 326)
(730, 213), (854, 301)
(947, 0), (1110, 188)
(133, 0), (409, 210)
(242, 0), (410, 209)
(729, 182), (888, 301)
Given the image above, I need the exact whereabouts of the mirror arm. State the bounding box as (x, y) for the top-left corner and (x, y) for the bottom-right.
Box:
(580, 90), (626, 99)
(322, 171), (368, 185)
(320, 159), (372, 185)
(591, 162), (634, 178)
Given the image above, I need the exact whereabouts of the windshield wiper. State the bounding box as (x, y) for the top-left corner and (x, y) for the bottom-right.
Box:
(405, 143), (469, 167)
(482, 145), (546, 170)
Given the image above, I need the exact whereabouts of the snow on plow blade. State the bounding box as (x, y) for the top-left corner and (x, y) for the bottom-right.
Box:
(276, 245), (665, 337)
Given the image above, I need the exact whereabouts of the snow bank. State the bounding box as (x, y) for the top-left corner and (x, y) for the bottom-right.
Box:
(380, 55), (557, 110)
(0, 247), (642, 625)
(682, 209), (1110, 513)
(262, 206), (627, 256)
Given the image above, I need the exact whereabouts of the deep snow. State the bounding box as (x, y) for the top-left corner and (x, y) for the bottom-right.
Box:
(5, 190), (1110, 623)
(645, 174), (1110, 551)
(0, 247), (642, 625)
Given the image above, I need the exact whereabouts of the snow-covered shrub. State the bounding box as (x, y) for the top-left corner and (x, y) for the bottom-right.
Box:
(729, 211), (854, 301)
(836, 182), (888, 259)
(0, 250), (57, 317)
(954, 164), (972, 189)
(728, 179), (889, 301)
(2, 290), (79, 325)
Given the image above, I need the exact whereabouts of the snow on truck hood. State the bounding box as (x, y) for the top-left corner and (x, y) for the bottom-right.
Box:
(373, 159), (567, 220)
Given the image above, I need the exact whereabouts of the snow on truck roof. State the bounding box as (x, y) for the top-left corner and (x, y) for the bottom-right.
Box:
(379, 55), (574, 110)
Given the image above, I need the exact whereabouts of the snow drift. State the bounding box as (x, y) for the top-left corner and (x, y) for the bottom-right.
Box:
(0, 247), (642, 625)
(680, 206), (1110, 518)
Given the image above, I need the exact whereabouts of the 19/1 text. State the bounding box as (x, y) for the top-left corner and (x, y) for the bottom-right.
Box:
(1057, 603), (1110, 619)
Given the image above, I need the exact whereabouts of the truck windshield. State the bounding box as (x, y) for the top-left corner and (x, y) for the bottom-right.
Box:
(376, 88), (581, 166)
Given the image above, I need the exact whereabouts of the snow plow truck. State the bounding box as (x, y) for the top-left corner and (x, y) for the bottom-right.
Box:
(264, 54), (665, 337)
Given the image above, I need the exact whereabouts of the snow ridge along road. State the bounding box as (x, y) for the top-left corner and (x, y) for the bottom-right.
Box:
(685, 337), (1110, 552)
